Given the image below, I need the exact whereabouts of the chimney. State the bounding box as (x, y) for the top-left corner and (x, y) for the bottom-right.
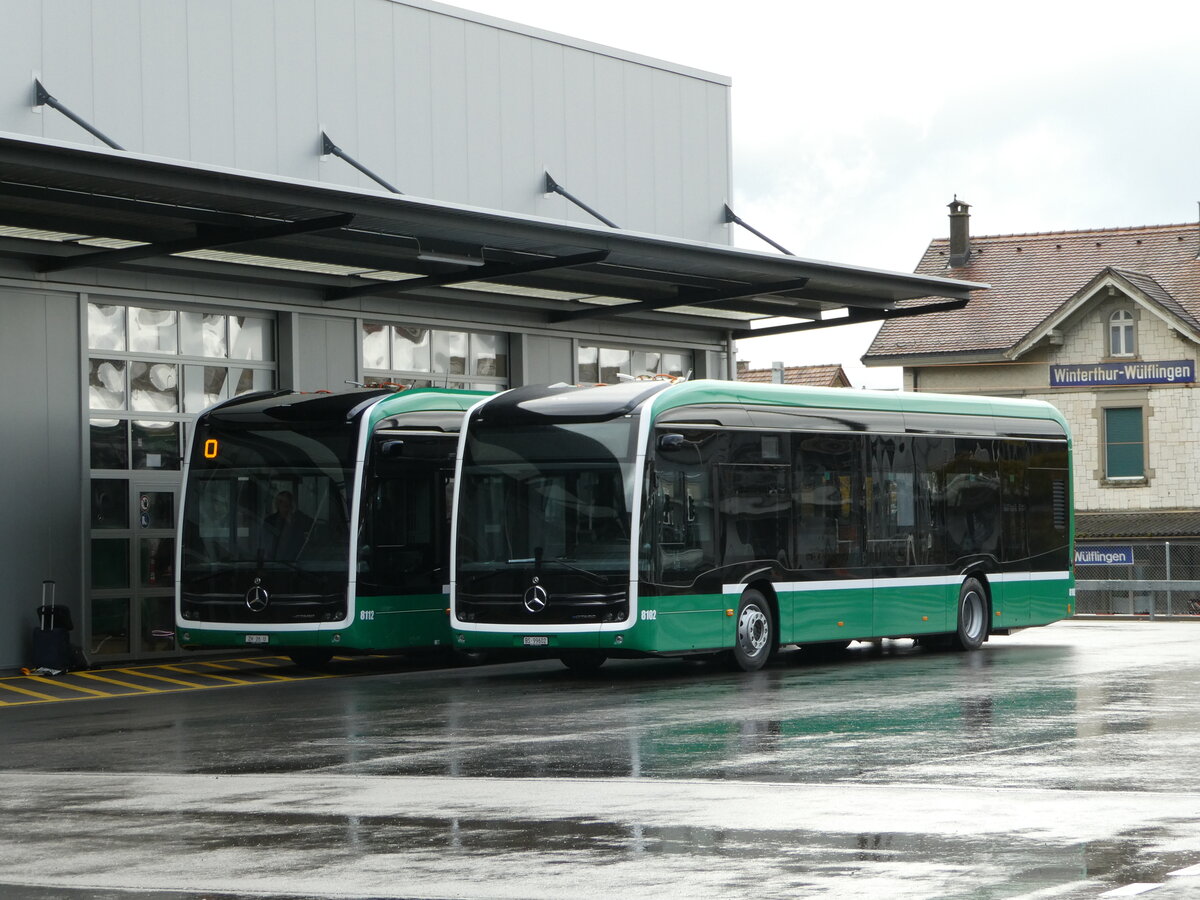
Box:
(771, 361), (785, 384)
(948, 197), (971, 267)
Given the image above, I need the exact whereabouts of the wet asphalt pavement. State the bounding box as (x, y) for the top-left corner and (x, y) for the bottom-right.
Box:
(2, 620), (1200, 899)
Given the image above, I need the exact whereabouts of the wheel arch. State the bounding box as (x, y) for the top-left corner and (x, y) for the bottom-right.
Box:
(743, 579), (781, 651)
(960, 570), (995, 637)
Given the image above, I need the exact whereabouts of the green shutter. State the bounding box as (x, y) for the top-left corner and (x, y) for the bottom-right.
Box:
(1105, 408), (1144, 478)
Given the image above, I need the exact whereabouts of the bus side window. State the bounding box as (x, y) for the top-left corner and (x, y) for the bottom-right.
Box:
(945, 438), (1002, 558)
(794, 434), (863, 570)
(361, 471), (439, 590)
(1027, 443), (1070, 569)
(1001, 440), (1030, 563)
(912, 436), (954, 565)
(652, 430), (719, 585)
(718, 463), (789, 567)
(867, 435), (916, 567)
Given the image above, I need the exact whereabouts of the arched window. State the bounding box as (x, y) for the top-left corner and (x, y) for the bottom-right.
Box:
(1109, 310), (1135, 357)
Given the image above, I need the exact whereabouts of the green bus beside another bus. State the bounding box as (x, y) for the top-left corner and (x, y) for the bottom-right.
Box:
(450, 379), (1073, 671)
(176, 388), (484, 667)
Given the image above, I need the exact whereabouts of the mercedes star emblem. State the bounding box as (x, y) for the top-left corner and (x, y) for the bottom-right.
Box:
(523, 584), (549, 614)
(246, 583), (270, 612)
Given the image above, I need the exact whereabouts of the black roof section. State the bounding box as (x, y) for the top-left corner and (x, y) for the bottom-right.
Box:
(472, 382), (672, 423)
(0, 133), (984, 336)
(202, 389), (390, 425)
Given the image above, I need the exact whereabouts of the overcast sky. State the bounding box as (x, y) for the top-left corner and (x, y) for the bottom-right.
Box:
(453, 0), (1200, 387)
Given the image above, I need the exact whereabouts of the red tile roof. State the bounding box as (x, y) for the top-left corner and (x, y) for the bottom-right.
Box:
(865, 222), (1200, 360)
(737, 364), (852, 387)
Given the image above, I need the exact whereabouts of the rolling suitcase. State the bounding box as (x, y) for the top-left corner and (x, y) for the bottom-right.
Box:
(31, 580), (73, 672)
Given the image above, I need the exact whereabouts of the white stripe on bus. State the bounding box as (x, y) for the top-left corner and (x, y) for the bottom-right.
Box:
(722, 571), (1072, 594)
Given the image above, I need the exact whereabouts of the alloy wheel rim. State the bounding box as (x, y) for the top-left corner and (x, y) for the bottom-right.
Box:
(738, 605), (769, 655)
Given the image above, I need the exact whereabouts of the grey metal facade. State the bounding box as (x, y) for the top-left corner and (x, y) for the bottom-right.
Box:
(1, 0), (733, 243)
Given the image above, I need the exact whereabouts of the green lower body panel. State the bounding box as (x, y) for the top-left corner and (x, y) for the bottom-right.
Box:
(453, 597), (730, 655)
(453, 573), (1072, 656)
(178, 593), (452, 653)
(1030, 576), (1074, 625)
(785, 583), (873, 643)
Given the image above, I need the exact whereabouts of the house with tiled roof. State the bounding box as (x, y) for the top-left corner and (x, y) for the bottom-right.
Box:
(736, 361), (852, 387)
(864, 200), (1200, 552)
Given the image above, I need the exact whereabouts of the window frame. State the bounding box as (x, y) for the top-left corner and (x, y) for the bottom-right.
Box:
(576, 341), (692, 384)
(360, 320), (508, 392)
(1102, 405), (1146, 482)
(1108, 309), (1136, 358)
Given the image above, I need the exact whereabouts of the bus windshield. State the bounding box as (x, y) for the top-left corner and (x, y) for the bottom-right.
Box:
(457, 420), (638, 580)
(180, 423), (356, 588)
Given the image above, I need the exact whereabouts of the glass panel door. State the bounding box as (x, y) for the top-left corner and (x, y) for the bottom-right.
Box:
(133, 480), (179, 654)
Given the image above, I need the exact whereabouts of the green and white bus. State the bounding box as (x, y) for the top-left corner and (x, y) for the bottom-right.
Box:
(176, 387), (483, 667)
(450, 380), (1073, 671)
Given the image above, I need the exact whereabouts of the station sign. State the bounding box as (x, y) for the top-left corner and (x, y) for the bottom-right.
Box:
(1051, 360), (1195, 388)
(1075, 545), (1135, 566)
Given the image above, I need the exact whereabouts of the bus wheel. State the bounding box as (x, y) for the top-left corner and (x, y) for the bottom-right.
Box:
(732, 589), (773, 672)
(952, 578), (988, 651)
(288, 648), (334, 669)
(560, 650), (607, 673)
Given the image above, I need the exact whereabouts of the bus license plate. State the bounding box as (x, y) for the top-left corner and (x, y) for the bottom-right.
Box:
(523, 636), (549, 646)
(244, 634), (269, 645)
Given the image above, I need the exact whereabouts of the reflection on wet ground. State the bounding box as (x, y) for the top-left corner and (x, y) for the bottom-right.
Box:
(3, 621), (1200, 898)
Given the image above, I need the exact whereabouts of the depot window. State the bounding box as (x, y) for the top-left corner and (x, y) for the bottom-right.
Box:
(577, 344), (690, 384)
(361, 322), (507, 391)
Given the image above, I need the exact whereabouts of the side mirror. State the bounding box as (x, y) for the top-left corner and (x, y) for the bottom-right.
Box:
(657, 433), (688, 451)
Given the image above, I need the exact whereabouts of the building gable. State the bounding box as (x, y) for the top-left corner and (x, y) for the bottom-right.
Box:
(1009, 267), (1200, 361)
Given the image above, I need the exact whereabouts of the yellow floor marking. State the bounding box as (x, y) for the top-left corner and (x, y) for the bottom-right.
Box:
(117, 668), (203, 688)
(249, 670), (295, 682)
(74, 671), (160, 693)
(159, 665), (250, 685)
(195, 661), (241, 671)
(0, 681), (61, 701)
(26, 675), (109, 697)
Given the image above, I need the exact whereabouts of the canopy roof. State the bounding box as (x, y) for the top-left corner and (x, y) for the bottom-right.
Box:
(0, 133), (982, 335)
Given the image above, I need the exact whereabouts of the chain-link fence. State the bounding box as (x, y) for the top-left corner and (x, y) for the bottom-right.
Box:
(1075, 542), (1200, 617)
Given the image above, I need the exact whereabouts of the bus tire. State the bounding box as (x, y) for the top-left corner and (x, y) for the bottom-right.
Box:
(288, 648), (334, 669)
(952, 578), (989, 651)
(731, 589), (774, 672)
(560, 650), (607, 673)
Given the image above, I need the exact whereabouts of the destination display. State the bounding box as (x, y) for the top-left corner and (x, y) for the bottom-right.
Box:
(1050, 360), (1195, 388)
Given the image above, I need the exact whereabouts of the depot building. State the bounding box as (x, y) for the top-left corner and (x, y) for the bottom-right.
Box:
(0, 0), (972, 669)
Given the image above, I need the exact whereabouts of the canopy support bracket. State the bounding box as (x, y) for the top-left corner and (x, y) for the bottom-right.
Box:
(723, 204), (793, 256)
(321, 131), (402, 195)
(34, 80), (125, 151)
(544, 172), (619, 228)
